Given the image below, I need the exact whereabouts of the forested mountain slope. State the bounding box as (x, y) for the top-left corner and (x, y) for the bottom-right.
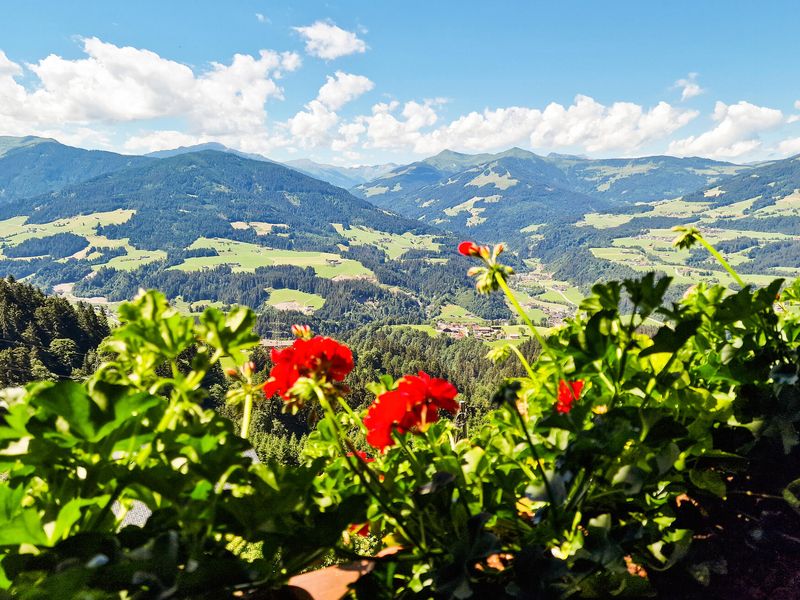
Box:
(0, 276), (110, 385)
(0, 136), (152, 204)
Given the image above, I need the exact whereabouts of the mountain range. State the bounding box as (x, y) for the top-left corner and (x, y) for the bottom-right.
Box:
(0, 136), (151, 204)
(144, 141), (397, 189)
(0, 134), (799, 333)
(350, 148), (753, 242)
(1, 149), (424, 252)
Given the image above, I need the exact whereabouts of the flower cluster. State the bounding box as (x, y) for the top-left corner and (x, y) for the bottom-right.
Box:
(363, 371), (459, 450)
(458, 240), (514, 293)
(262, 329), (353, 411)
(555, 379), (584, 414)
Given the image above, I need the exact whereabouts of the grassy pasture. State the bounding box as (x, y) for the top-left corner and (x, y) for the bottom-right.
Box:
(266, 288), (325, 313)
(171, 237), (373, 279)
(436, 303), (484, 323)
(332, 224), (440, 260)
(576, 213), (634, 229)
(0, 210), (167, 269)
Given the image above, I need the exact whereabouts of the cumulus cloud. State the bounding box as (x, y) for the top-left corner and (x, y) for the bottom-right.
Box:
(294, 21), (367, 60)
(778, 137), (800, 156)
(0, 37), (301, 153)
(285, 71), (373, 148)
(345, 95), (696, 156)
(790, 100), (800, 124)
(286, 100), (338, 147)
(668, 101), (784, 159)
(317, 71), (373, 110)
(4, 37), (799, 164)
(354, 100), (440, 152)
(124, 130), (206, 154)
(674, 73), (705, 101)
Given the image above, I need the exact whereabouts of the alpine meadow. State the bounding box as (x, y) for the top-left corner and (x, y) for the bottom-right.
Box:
(1, 2), (800, 599)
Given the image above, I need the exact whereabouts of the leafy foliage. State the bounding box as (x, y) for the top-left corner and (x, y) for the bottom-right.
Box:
(0, 291), (361, 598)
(2, 235), (800, 598)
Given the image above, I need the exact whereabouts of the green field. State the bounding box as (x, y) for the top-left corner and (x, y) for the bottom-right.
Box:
(266, 288), (326, 313)
(332, 224), (441, 260)
(391, 324), (440, 337)
(576, 213), (635, 229)
(436, 303), (484, 323)
(170, 297), (226, 314)
(171, 238), (374, 279)
(538, 286), (583, 306)
(0, 210), (167, 270)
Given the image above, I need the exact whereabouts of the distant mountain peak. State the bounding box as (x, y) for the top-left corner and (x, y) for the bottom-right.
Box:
(546, 152), (588, 160)
(0, 135), (56, 158)
(146, 143), (273, 163)
(285, 158), (398, 189)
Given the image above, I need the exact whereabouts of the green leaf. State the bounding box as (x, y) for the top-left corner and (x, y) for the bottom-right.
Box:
(783, 478), (800, 514)
(639, 317), (700, 358)
(30, 381), (96, 440)
(689, 469), (726, 498)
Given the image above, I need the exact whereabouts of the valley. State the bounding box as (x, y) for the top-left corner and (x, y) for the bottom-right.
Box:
(0, 136), (798, 346)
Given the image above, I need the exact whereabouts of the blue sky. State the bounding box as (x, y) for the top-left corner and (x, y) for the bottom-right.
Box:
(0, 0), (798, 164)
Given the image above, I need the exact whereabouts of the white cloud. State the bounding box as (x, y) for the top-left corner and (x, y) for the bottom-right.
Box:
(355, 100), (440, 151)
(674, 73), (705, 101)
(286, 100), (339, 147)
(0, 50), (21, 76)
(4, 38), (799, 165)
(668, 101), (784, 159)
(293, 21), (366, 60)
(284, 71), (373, 148)
(778, 137), (800, 156)
(317, 71), (373, 110)
(255, 13), (269, 23)
(347, 95), (696, 156)
(123, 130), (205, 153)
(0, 37), (301, 154)
(530, 97), (697, 153)
(331, 121), (366, 152)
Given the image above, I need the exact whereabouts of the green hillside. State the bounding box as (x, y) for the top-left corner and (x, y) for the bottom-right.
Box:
(352, 148), (750, 244)
(0, 136), (152, 204)
(0, 146), (511, 335)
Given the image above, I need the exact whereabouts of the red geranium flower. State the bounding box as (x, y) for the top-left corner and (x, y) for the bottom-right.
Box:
(555, 379), (584, 414)
(458, 241), (482, 257)
(262, 336), (353, 402)
(364, 371), (459, 450)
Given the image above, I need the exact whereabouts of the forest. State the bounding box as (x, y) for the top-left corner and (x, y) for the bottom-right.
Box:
(0, 277), (109, 385)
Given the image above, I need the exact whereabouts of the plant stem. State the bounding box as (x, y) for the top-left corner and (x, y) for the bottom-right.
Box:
(697, 236), (746, 289)
(495, 273), (551, 356)
(509, 344), (536, 380)
(240, 391), (254, 438)
(512, 403), (558, 514)
(313, 387), (430, 552)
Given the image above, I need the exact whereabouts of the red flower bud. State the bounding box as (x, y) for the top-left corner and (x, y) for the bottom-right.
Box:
(291, 324), (312, 339)
(225, 367), (238, 377)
